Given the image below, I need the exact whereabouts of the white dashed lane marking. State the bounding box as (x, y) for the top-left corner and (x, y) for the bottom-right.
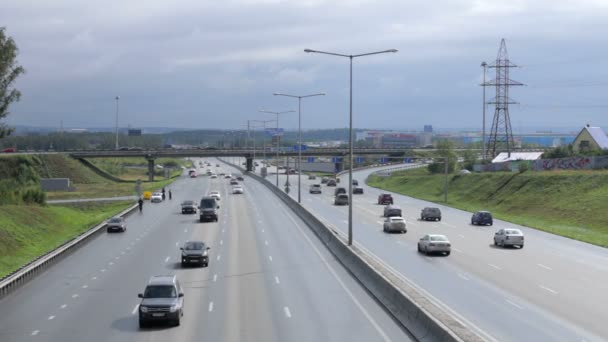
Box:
(213, 274), (217, 282)
(488, 263), (502, 270)
(275, 276), (280, 284)
(72, 294), (79, 298)
(48, 316), (55, 320)
(506, 299), (524, 309)
(208, 301), (214, 312)
(165, 256), (170, 263)
(31, 330), (39, 336)
(60, 304), (67, 309)
(269, 256), (273, 262)
(458, 273), (469, 281)
(539, 285), (558, 295)
(217, 255), (221, 261)
(537, 264), (553, 271)
(284, 306), (292, 318)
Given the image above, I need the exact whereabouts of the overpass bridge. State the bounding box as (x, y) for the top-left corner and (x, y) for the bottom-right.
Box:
(65, 147), (543, 181)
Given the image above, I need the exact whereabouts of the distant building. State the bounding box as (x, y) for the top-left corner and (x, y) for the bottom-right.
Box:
(424, 125), (433, 133)
(572, 125), (608, 153)
(128, 129), (142, 136)
(492, 152), (543, 163)
(380, 133), (417, 148)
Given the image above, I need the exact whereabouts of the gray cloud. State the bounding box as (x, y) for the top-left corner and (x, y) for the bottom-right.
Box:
(2, 0), (608, 131)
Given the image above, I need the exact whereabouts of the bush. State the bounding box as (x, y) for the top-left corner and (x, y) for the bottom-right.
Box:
(22, 188), (46, 205)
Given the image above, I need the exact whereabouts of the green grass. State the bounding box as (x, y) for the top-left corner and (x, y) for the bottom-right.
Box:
(0, 201), (133, 278)
(87, 157), (186, 180)
(45, 178), (177, 200)
(367, 168), (608, 247)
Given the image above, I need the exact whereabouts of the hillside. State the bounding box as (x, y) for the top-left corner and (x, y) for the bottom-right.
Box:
(367, 168), (608, 247)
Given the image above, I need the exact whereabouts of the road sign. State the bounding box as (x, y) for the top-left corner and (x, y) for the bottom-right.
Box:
(380, 157), (389, 164)
(292, 144), (308, 151)
(404, 158), (413, 163)
(355, 157), (365, 164)
(331, 157), (343, 163)
(307, 157), (315, 163)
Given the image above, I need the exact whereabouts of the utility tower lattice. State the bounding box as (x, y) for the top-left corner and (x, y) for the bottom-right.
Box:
(483, 39), (524, 159)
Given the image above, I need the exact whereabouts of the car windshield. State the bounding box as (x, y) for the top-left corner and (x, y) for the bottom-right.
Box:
(479, 212), (491, 218)
(427, 208), (440, 213)
(144, 285), (177, 298)
(505, 229), (522, 235)
(182, 201), (194, 205)
(210, 192), (219, 195)
(108, 218), (122, 223)
(184, 242), (204, 250)
(391, 218), (404, 222)
(430, 236), (448, 242)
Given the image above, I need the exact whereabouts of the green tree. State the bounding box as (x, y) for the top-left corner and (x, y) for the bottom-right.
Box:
(0, 27), (25, 138)
(428, 140), (457, 174)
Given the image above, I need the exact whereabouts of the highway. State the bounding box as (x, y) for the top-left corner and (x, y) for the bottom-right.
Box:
(0, 159), (412, 342)
(251, 159), (608, 342)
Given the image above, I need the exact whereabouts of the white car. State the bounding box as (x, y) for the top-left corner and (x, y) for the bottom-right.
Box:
(494, 228), (524, 248)
(383, 217), (406, 233)
(232, 186), (244, 194)
(151, 192), (163, 203)
(417, 234), (451, 256)
(209, 191), (221, 201)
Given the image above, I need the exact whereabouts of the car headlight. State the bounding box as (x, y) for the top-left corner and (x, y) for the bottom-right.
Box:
(140, 306), (148, 313)
(170, 304), (179, 312)
(203, 250), (208, 256)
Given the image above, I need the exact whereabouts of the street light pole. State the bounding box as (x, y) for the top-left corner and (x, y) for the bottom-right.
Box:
(273, 92), (325, 203)
(304, 48), (397, 246)
(259, 110), (295, 188)
(481, 61), (488, 161)
(114, 96), (120, 150)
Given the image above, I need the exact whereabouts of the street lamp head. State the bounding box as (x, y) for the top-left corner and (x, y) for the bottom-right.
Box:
(273, 93), (283, 96)
(304, 49), (314, 53)
(387, 49), (398, 53)
(115, 96), (120, 100)
(481, 61), (487, 67)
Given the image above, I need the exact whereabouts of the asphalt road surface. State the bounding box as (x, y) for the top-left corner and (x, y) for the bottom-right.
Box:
(0, 159), (413, 342)
(251, 159), (608, 342)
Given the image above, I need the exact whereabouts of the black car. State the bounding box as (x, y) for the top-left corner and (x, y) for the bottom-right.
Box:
(321, 177), (329, 184)
(352, 179), (359, 186)
(326, 179), (337, 186)
(181, 200), (197, 214)
(353, 187), (364, 194)
(138, 275), (184, 327)
(334, 187), (347, 196)
(421, 207), (442, 221)
(471, 211), (493, 226)
(236, 176), (244, 181)
(199, 197), (220, 222)
(230, 179), (238, 185)
(181, 241), (210, 267)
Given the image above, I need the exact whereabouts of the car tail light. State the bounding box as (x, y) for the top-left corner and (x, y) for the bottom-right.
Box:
(429, 243), (436, 246)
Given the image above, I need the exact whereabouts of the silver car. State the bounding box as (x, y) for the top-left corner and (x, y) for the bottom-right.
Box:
(106, 217), (126, 233)
(334, 194), (349, 206)
(417, 234), (451, 256)
(494, 228), (524, 248)
(383, 216), (406, 233)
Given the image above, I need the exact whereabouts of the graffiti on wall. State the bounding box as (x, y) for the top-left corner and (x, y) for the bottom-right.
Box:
(534, 157), (592, 171)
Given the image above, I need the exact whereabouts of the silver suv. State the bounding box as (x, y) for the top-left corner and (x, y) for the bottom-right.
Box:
(138, 275), (184, 327)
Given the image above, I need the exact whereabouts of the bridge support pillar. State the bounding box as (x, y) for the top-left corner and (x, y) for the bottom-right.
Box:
(246, 157), (253, 172)
(335, 162), (344, 173)
(146, 155), (156, 182)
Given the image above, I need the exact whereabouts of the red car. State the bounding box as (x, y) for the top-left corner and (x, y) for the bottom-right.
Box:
(2, 147), (16, 153)
(377, 193), (394, 205)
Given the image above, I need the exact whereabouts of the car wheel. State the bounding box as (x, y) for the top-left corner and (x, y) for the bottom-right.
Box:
(107, 228), (111, 233)
(204, 262), (209, 267)
(494, 239), (497, 246)
(438, 218), (441, 222)
(417, 244), (422, 252)
(174, 316), (181, 326)
(139, 318), (147, 328)
(520, 244), (524, 249)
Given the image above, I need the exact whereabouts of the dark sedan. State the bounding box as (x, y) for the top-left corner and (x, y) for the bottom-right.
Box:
(181, 241), (210, 267)
(181, 200), (197, 214)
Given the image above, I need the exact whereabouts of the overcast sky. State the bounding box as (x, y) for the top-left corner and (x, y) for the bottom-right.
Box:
(3, 0), (608, 132)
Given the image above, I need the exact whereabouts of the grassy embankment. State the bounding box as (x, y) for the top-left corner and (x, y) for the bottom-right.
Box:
(367, 168), (608, 247)
(0, 201), (132, 278)
(44, 156), (187, 200)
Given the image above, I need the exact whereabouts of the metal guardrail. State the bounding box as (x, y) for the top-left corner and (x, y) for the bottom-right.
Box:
(0, 203), (138, 299)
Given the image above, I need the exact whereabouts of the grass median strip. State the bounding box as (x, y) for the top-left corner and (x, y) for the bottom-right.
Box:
(0, 201), (133, 278)
(367, 168), (608, 247)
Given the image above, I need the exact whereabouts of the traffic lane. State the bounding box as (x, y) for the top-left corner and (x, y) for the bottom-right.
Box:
(221, 160), (413, 341)
(298, 188), (603, 342)
(240, 175), (413, 342)
(0, 172), (213, 341)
